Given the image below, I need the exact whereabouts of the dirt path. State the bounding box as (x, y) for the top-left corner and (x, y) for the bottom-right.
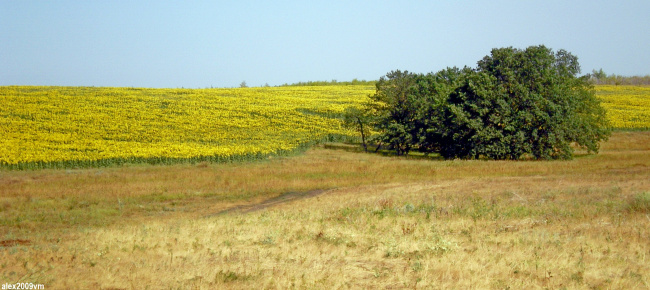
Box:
(203, 188), (332, 217)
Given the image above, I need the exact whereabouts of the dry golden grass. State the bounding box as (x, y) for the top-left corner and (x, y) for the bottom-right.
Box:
(1, 132), (649, 288)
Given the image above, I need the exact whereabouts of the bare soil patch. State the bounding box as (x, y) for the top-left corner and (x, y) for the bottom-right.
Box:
(204, 188), (332, 217)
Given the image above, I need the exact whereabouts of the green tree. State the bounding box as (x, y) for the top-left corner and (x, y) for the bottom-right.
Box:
(462, 45), (610, 159)
(343, 107), (372, 152)
(367, 70), (422, 155)
(414, 67), (468, 154)
(438, 70), (520, 159)
(591, 68), (607, 82)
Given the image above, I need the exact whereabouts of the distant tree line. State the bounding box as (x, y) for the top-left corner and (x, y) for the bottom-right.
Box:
(589, 69), (650, 85)
(281, 79), (375, 87)
(346, 45), (611, 160)
(233, 79), (375, 88)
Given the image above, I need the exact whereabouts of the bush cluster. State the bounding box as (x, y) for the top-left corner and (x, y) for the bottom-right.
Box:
(356, 45), (611, 160)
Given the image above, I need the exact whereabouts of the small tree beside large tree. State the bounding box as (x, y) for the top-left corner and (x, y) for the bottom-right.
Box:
(359, 45), (610, 160)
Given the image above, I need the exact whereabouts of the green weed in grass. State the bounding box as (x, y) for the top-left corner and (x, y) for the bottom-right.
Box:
(627, 192), (650, 213)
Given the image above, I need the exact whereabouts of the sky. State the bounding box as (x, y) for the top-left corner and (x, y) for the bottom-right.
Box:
(2, 0), (649, 88)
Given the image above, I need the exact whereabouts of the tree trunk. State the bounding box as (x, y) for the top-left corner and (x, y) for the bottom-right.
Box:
(356, 117), (367, 152)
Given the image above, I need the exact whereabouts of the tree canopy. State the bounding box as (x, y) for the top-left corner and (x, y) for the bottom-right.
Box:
(360, 45), (610, 160)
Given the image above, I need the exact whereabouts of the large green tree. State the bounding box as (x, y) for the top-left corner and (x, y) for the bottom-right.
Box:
(366, 45), (610, 160)
(366, 70), (421, 155)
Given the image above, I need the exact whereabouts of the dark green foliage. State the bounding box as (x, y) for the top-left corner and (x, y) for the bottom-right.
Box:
(414, 67), (467, 154)
(365, 45), (611, 160)
(367, 70), (421, 155)
(439, 71), (519, 159)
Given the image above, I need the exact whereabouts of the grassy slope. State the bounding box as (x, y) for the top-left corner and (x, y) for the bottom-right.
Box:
(1, 132), (649, 288)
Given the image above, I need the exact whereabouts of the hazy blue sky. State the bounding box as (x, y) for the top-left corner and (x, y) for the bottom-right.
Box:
(2, 1), (649, 88)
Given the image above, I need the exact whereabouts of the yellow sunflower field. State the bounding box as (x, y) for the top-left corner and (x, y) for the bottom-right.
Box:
(595, 85), (650, 130)
(1, 84), (648, 169)
(0, 86), (372, 169)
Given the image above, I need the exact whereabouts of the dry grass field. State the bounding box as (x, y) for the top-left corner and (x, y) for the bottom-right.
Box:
(1, 132), (649, 289)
